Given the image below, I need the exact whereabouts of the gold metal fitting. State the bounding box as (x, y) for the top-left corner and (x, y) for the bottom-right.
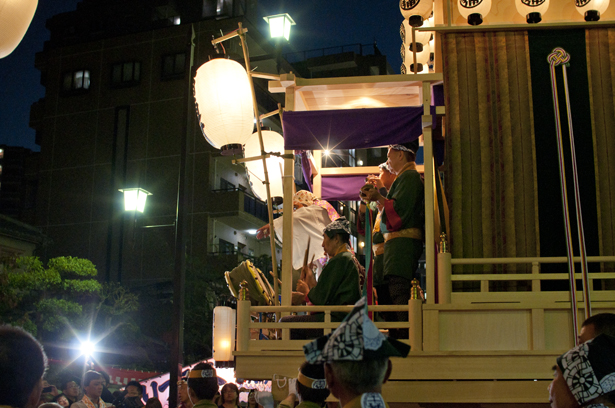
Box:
(439, 232), (448, 254)
(411, 278), (424, 301)
(239, 280), (249, 301)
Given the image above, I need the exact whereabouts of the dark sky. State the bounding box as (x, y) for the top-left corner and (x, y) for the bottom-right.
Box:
(0, 1), (402, 151)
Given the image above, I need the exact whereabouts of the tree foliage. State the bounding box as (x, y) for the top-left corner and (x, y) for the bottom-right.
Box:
(94, 282), (140, 331)
(0, 256), (102, 339)
(183, 256), (230, 363)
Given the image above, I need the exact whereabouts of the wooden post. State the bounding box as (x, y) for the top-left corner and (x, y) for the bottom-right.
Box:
(236, 299), (251, 352)
(437, 251), (451, 304)
(409, 299), (423, 351)
(238, 23), (280, 306)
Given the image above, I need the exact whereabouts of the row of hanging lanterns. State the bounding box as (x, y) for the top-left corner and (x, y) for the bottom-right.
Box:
(193, 57), (285, 202)
(457, 0), (610, 25)
(399, 0), (435, 74)
(400, 16), (433, 74)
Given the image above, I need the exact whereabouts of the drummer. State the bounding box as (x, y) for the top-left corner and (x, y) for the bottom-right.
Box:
(257, 190), (342, 286)
(282, 217), (362, 339)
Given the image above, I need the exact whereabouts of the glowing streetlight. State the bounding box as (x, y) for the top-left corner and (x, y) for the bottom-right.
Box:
(263, 13), (296, 41)
(118, 188), (151, 213)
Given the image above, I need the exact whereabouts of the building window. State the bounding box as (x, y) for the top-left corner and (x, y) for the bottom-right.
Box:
(111, 61), (141, 87)
(219, 239), (234, 254)
(62, 70), (91, 92)
(220, 178), (235, 191)
(161, 53), (186, 80)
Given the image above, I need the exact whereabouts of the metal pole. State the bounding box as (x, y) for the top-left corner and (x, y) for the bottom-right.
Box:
(423, 82), (435, 304)
(237, 23), (280, 306)
(169, 24), (195, 408)
(548, 47), (579, 346)
(561, 63), (591, 319)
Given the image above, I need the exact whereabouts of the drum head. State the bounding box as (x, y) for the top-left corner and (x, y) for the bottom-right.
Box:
(225, 260), (273, 306)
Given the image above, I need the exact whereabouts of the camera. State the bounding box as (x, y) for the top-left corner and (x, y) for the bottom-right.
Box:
(43, 386), (53, 393)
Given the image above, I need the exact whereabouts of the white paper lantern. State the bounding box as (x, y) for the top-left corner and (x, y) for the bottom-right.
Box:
(458, 0), (492, 25)
(194, 58), (254, 154)
(576, 0), (609, 20)
(244, 130), (285, 202)
(213, 306), (236, 362)
(516, 0), (550, 23)
(403, 62), (429, 74)
(0, 0), (38, 58)
(405, 42), (431, 65)
(400, 19), (431, 47)
(400, 0), (433, 27)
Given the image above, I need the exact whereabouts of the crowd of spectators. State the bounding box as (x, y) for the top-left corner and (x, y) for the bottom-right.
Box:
(1, 311), (614, 408)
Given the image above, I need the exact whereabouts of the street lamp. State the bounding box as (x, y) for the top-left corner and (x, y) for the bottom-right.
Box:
(263, 13), (295, 41)
(263, 13), (294, 74)
(118, 188), (152, 213)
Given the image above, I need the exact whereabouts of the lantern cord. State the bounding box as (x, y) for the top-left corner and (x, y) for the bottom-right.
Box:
(211, 34), (226, 55)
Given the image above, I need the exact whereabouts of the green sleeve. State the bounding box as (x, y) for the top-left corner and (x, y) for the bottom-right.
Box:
(308, 253), (361, 307)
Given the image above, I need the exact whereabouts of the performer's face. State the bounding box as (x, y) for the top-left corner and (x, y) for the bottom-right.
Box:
(380, 168), (396, 190)
(577, 323), (597, 344)
(387, 148), (403, 173)
(322, 233), (338, 257)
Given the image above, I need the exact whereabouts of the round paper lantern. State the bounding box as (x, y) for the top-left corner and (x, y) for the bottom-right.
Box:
(405, 42), (431, 65)
(404, 62), (429, 74)
(194, 58), (254, 155)
(576, 0), (609, 20)
(212, 306), (236, 362)
(515, 0), (550, 23)
(244, 130), (285, 202)
(400, 0), (434, 27)
(400, 19), (431, 47)
(0, 0), (38, 58)
(458, 0), (492, 25)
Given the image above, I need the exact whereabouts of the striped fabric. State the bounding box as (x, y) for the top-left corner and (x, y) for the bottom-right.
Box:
(441, 31), (540, 291)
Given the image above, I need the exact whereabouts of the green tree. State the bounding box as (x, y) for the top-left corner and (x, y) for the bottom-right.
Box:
(183, 256), (230, 363)
(0, 256), (101, 339)
(93, 282), (140, 331)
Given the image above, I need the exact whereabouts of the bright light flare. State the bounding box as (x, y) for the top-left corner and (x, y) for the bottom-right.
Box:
(80, 340), (95, 357)
(324, 150), (331, 156)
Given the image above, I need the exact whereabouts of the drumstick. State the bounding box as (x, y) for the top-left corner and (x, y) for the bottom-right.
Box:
(303, 236), (311, 268)
(269, 271), (282, 287)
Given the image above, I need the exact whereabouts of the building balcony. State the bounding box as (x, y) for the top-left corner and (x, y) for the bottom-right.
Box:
(207, 188), (270, 231)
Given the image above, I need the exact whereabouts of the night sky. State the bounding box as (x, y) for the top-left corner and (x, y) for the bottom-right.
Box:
(0, 1), (403, 151)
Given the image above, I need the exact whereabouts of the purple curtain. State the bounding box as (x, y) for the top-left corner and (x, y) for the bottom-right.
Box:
(283, 106), (429, 150)
(296, 150), (313, 192)
(321, 175), (368, 201)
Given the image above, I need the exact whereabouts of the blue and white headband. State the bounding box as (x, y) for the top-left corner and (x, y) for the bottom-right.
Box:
(323, 216), (351, 235)
(389, 144), (415, 153)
